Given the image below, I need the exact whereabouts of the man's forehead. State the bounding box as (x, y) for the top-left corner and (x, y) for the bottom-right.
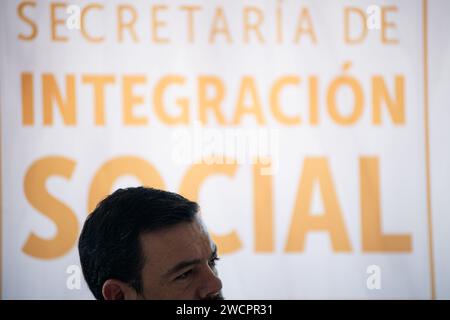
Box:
(139, 218), (213, 266)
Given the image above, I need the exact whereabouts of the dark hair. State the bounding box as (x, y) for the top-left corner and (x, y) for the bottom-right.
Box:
(78, 186), (199, 300)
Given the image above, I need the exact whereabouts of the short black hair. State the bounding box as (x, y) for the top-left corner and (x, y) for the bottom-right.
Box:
(78, 186), (199, 300)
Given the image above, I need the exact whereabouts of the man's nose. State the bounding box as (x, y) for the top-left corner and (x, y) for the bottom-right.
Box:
(198, 265), (223, 299)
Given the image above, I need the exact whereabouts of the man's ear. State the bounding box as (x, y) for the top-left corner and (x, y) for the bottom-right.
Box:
(102, 279), (138, 300)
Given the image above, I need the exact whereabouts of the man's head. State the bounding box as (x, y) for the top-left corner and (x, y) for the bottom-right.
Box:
(78, 187), (223, 300)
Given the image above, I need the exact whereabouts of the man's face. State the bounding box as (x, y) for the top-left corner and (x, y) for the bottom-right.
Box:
(137, 216), (223, 300)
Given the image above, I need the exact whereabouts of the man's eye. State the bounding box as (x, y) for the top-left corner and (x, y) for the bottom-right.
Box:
(209, 256), (220, 267)
(175, 270), (192, 281)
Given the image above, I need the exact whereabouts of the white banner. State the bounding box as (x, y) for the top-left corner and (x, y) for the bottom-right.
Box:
(1, 0), (449, 299)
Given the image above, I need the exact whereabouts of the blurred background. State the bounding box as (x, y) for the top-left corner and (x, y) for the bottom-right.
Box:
(1, 0), (449, 299)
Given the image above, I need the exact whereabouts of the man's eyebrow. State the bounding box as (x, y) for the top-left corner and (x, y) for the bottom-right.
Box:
(164, 258), (202, 279)
(211, 244), (218, 258)
(165, 244), (218, 279)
